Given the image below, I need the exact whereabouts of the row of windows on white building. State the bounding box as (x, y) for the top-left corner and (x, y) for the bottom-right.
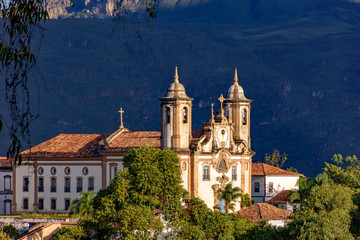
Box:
(23, 176), (95, 193)
(22, 198), (71, 211)
(202, 165), (238, 181)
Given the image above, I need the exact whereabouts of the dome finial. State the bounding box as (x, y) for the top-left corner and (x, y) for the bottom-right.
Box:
(174, 66), (179, 83)
(234, 68), (238, 85)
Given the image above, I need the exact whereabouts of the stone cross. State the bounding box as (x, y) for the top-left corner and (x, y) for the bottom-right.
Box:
(118, 107), (124, 128)
(218, 94), (225, 116)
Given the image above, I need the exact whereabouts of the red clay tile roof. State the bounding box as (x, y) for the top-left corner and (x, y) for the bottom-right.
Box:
(235, 203), (292, 222)
(107, 131), (161, 152)
(266, 190), (299, 204)
(0, 157), (11, 167)
(21, 134), (106, 158)
(252, 163), (303, 176)
(192, 129), (204, 138)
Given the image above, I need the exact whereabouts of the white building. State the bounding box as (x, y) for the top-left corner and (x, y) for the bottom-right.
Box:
(251, 163), (303, 204)
(0, 157), (13, 215)
(12, 68), (255, 214)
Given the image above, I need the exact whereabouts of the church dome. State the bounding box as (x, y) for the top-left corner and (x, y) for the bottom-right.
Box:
(163, 67), (191, 99)
(226, 69), (249, 101)
(165, 82), (190, 98)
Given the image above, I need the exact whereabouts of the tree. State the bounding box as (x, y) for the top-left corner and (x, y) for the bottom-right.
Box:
(80, 147), (185, 239)
(70, 191), (96, 219)
(265, 149), (288, 168)
(0, 0), (48, 165)
(174, 197), (254, 240)
(285, 183), (355, 240)
(51, 225), (85, 240)
(0, 225), (18, 239)
(217, 183), (242, 213)
(0, 230), (11, 240)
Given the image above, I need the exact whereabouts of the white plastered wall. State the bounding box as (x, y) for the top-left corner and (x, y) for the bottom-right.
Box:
(264, 176), (299, 202)
(197, 156), (243, 212)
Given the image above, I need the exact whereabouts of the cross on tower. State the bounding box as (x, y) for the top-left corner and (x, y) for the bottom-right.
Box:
(118, 107), (124, 128)
(218, 94), (225, 116)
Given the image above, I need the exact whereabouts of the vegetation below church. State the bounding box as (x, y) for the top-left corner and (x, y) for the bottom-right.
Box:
(50, 149), (360, 239)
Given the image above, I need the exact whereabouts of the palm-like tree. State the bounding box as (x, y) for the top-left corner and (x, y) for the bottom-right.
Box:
(70, 191), (96, 219)
(217, 183), (243, 213)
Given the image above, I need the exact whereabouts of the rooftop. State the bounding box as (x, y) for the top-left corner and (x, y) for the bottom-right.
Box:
(252, 163), (303, 176)
(235, 203), (292, 222)
(266, 190), (299, 204)
(21, 134), (106, 158)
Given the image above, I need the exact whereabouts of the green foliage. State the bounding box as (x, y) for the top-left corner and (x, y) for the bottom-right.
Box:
(0, 230), (11, 240)
(173, 197), (254, 240)
(80, 147), (184, 239)
(0, 0), (48, 165)
(0, 224), (19, 238)
(70, 191), (96, 219)
(330, 154), (360, 169)
(240, 193), (252, 209)
(265, 149), (288, 168)
(51, 225), (85, 240)
(123, 147), (186, 216)
(218, 183), (242, 213)
(285, 183), (355, 240)
(243, 221), (280, 240)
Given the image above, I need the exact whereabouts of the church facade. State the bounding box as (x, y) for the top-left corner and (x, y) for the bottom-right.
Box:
(12, 68), (254, 214)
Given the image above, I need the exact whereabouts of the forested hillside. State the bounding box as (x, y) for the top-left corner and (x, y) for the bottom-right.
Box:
(1, 0), (360, 176)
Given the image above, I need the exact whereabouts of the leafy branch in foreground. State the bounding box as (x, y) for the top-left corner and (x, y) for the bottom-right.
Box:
(0, 0), (48, 165)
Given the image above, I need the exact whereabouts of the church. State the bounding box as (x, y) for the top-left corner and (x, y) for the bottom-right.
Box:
(12, 67), (255, 214)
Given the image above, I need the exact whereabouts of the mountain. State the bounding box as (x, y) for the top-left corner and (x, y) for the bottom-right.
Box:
(1, 0), (360, 176)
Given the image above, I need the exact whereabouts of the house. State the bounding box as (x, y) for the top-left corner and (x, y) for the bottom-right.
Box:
(251, 163), (303, 204)
(235, 203), (292, 227)
(266, 190), (300, 212)
(12, 68), (254, 214)
(0, 157), (13, 215)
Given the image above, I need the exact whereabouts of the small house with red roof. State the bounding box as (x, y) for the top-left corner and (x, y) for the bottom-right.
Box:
(251, 163), (303, 205)
(236, 203), (292, 227)
(266, 189), (300, 212)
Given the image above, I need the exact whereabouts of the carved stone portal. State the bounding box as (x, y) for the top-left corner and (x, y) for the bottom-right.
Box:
(212, 174), (230, 208)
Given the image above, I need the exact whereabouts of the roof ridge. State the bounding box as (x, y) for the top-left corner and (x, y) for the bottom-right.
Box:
(262, 163), (266, 175)
(257, 204), (262, 219)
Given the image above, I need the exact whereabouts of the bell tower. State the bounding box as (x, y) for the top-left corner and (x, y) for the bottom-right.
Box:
(160, 67), (193, 151)
(224, 69), (252, 150)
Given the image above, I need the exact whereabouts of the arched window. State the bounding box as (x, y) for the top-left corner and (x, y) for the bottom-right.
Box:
(64, 178), (70, 192)
(183, 107), (188, 123)
(242, 109), (247, 125)
(38, 199), (44, 210)
(166, 107), (171, 123)
(51, 199), (56, 210)
(77, 178), (83, 192)
(254, 182), (260, 192)
(23, 198), (29, 210)
(219, 160), (226, 170)
(51, 177), (56, 192)
(23, 177), (29, 192)
(88, 177), (94, 191)
(4, 175), (11, 191)
(65, 199), (70, 211)
(203, 166), (210, 181)
(38, 177), (44, 192)
(232, 166), (237, 181)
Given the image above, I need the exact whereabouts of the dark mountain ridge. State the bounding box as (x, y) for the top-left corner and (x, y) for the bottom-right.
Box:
(1, 0), (360, 176)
